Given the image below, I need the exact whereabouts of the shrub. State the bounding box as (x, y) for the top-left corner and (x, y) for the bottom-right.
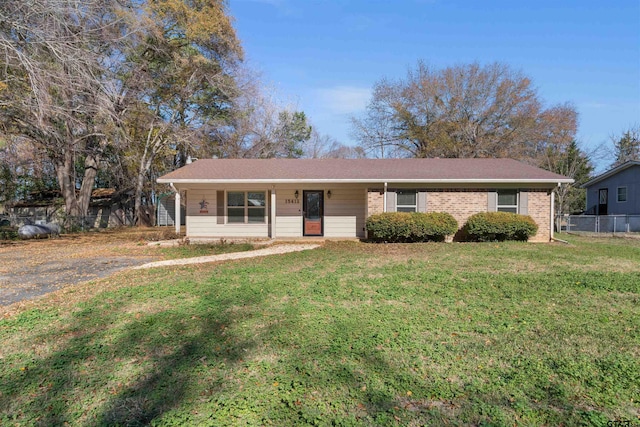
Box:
(366, 212), (458, 243)
(0, 225), (18, 241)
(463, 212), (538, 241)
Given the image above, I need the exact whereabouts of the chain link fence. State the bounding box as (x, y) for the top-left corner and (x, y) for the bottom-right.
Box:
(557, 214), (640, 233)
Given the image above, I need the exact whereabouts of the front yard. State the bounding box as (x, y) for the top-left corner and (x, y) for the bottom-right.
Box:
(0, 228), (255, 306)
(0, 235), (638, 426)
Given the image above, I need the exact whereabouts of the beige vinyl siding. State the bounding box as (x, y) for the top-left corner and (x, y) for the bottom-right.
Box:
(186, 190), (217, 238)
(274, 185), (367, 238)
(275, 188), (303, 237)
(186, 189), (217, 217)
(187, 216), (269, 238)
(181, 184), (367, 238)
(324, 187), (366, 238)
(185, 188), (269, 238)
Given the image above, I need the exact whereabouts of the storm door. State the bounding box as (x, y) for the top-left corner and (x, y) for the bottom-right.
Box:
(303, 190), (324, 236)
(598, 188), (608, 215)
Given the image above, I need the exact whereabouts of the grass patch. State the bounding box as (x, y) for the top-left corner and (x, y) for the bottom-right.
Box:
(156, 242), (255, 260)
(0, 236), (638, 426)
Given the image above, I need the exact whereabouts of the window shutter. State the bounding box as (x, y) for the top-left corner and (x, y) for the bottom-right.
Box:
(519, 191), (528, 215)
(487, 191), (497, 212)
(216, 190), (225, 224)
(417, 191), (427, 212)
(386, 191), (396, 212)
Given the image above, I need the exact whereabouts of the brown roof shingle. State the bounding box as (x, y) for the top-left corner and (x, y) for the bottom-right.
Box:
(158, 158), (572, 183)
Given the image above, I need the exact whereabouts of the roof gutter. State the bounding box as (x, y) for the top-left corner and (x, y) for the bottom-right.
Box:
(158, 178), (574, 185)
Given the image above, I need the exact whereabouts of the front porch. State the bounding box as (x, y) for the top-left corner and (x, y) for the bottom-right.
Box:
(171, 183), (369, 240)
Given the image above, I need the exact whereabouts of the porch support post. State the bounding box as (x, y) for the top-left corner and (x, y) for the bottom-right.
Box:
(383, 182), (388, 212)
(270, 186), (276, 239)
(170, 183), (181, 235)
(364, 188), (369, 240)
(550, 188), (555, 241)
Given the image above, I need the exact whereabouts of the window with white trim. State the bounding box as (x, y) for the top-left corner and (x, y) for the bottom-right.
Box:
(227, 191), (266, 223)
(397, 190), (417, 212)
(617, 187), (627, 202)
(497, 190), (518, 213)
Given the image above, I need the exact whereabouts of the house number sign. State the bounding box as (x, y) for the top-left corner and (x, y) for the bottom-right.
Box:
(285, 198), (300, 204)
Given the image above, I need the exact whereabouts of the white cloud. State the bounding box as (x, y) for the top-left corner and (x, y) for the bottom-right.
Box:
(315, 86), (371, 115)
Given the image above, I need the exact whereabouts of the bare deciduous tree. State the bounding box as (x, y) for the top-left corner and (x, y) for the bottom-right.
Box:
(0, 0), (124, 218)
(0, 0), (244, 225)
(304, 130), (366, 159)
(0, 135), (58, 205)
(209, 73), (312, 159)
(351, 61), (578, 163)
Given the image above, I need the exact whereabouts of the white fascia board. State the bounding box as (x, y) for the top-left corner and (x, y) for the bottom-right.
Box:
(158, 178), (574, 185)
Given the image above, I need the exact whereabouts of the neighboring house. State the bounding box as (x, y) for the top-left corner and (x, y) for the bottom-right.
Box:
(156, 193), (186, 227)
(582, 160), (640, 215)
(8, 188), (134, 228)
(157, 158), (573, 242)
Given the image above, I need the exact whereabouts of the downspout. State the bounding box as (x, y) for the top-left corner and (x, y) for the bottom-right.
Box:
(383, 182), (388, 212)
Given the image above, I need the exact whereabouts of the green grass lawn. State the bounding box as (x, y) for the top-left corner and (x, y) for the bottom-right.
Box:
(155, 242), (255, 260)
(1, 235), (638, 426)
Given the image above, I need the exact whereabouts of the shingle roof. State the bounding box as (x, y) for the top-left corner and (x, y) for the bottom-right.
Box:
(158, 158), (572, 184)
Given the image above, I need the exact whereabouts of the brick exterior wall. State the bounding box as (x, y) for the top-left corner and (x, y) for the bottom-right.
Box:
(526, 190), (552, 242)
(426, 191), (487, 237)
(368, 191), (384, 216)
(366, 189), (552, 242)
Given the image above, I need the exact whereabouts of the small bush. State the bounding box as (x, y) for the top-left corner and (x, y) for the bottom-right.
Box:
(366, 212), (458, 243)
(463, 212), (538, 242)
(0, 225), (18, 241)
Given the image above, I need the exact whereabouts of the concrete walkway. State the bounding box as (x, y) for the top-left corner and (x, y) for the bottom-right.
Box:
(134, 244), (321, 270)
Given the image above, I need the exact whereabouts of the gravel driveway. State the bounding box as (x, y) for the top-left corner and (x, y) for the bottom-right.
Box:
(0, 235), (156, 306)
(0, 231), (321, 307)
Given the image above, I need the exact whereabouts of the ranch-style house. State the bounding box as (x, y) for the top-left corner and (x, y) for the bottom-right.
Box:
(157, 158), (573, 242)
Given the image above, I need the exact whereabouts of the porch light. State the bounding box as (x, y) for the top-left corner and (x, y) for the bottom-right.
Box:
(294, 190), (299, 199)
(327, 190), (332, 199)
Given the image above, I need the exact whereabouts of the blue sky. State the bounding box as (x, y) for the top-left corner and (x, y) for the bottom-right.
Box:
(229, 0), (640, 170)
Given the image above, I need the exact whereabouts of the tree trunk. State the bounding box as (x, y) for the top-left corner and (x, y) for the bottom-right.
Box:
(134, 151), (155, 227)
(55, 150), (80, 217)
(55, 149), (101, 221)
(133, 163), (145, 226)
(77, 152), (101, 217)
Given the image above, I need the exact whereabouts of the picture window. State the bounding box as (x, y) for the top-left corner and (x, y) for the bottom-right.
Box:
(227, 191), (266, 223)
